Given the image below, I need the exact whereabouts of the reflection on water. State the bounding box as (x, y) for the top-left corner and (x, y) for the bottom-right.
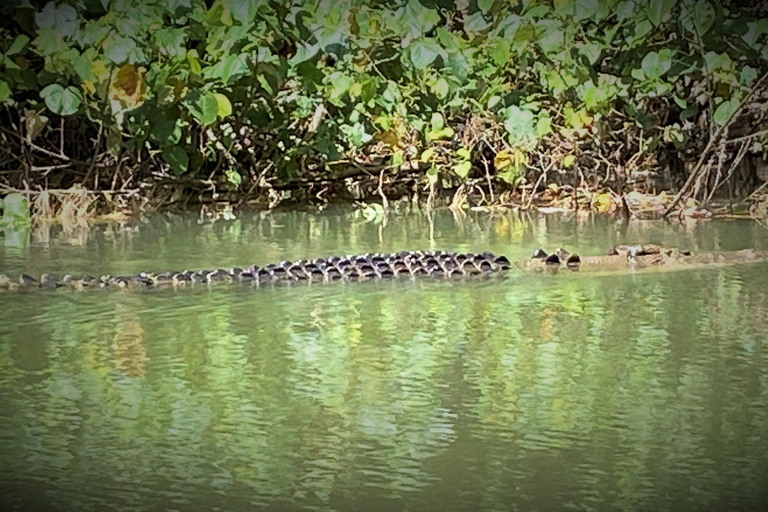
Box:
(1, 210), (768, 512)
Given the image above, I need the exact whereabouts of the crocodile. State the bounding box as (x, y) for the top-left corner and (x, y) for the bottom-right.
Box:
(0, 246), (765, 291)
(518, 245), (767, 274)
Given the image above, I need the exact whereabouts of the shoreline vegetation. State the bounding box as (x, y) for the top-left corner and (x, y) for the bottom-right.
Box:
(1, 1), (768, 229)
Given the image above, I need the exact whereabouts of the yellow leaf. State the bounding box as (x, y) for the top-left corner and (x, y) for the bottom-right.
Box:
(82, 81), (96, 96)
(421, 147), (435, 163)
(91, 59), (108, 80)
(592, 192), (613, 213)
(579, 109), (593, 126)
(376, 129), (399, 148)
(214, 93), (232, 118)
(108, 64), (146, 111)
(562, 154), (575, 168)
(494, 149), (512, 171)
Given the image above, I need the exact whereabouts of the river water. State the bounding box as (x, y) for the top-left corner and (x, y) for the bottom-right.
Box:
(1, 208), (767, 512)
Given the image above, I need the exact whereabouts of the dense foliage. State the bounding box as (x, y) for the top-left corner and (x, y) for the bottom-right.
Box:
(0, 0), (767, 209)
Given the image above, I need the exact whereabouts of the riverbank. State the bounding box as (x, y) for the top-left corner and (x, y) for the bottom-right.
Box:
(2, 174), (767, 235)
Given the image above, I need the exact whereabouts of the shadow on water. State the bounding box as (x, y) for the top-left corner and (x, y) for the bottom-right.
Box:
(1, 210), (768, 512)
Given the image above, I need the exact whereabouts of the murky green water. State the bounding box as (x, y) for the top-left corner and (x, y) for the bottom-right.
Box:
(2, 208), (768, 512)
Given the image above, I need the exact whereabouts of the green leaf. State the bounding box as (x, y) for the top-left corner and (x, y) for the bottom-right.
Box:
(489, 39), (511, 67)
(0, 81), (12, 103)
(536, 116), (552, 137)
(617, 0), (636, 21)
(478, 0), (495, 14)
(703, 52), (731, 73)
(513, 25), (535, 45)
(426, 163), (439, 185)
(72, 55), (95, 82)
(426, 126), (455, 141)
(214, 93), (232, 118)
(740, 66), (758, 87)
(104, 37), (137, 64)
(525, 5), (550, 18)
(163, 146), (189, 176)
(434, 78), (450, 99)
(713, 99), (738, 126)
(629, 20), (653, 45)
(447, 51), (471, 82)
(464, 12), (490, 33)
(693, 0), (715, 35)
(409, 38), (445, 70)
(503, 105), (537, 149)
(40, 84), (82, 115)
(185, 90), (219, 126)
(579, 42), (601, 65)
(149, 111), (182, 146)
(554, 0), (599, 22)
(640, 49), (673, 80)
(430, 112), (444, 131)
(1, 193), (30, 224)
(187, 50), (202, 75)
(742, 19), (768, 48)
(36, 2), (78, 38)
(226, 0), (259, 25)
(289, 43), (319, 66)
(154, 28), (187, 59)
(579, 80), (610, 109)
(401, 0), (441, 38)
(536, 20), (564, 54)
(33, 28), (65, 54)
(205, 53), (249, 84)
(454, 160), (471, 179)
(225, 168), (242, 187)
(645, 0), (676, 27)
(340, 122), (373, 147)
(7, 35), (30, 56)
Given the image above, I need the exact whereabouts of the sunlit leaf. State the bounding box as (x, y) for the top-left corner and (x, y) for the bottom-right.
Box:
(454, 160), (472, 179)
(494, 149), (512, 171)
(225, 168), (242, 187)
(214, 93), (232, 118)
(289, 43), (319, 66)
(409, 38), (446, 70)
(40, 84), (82, 115)
(104, 37), (137, 64)
(434, 77), (450, 99)
(185, 90), (219, 126)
